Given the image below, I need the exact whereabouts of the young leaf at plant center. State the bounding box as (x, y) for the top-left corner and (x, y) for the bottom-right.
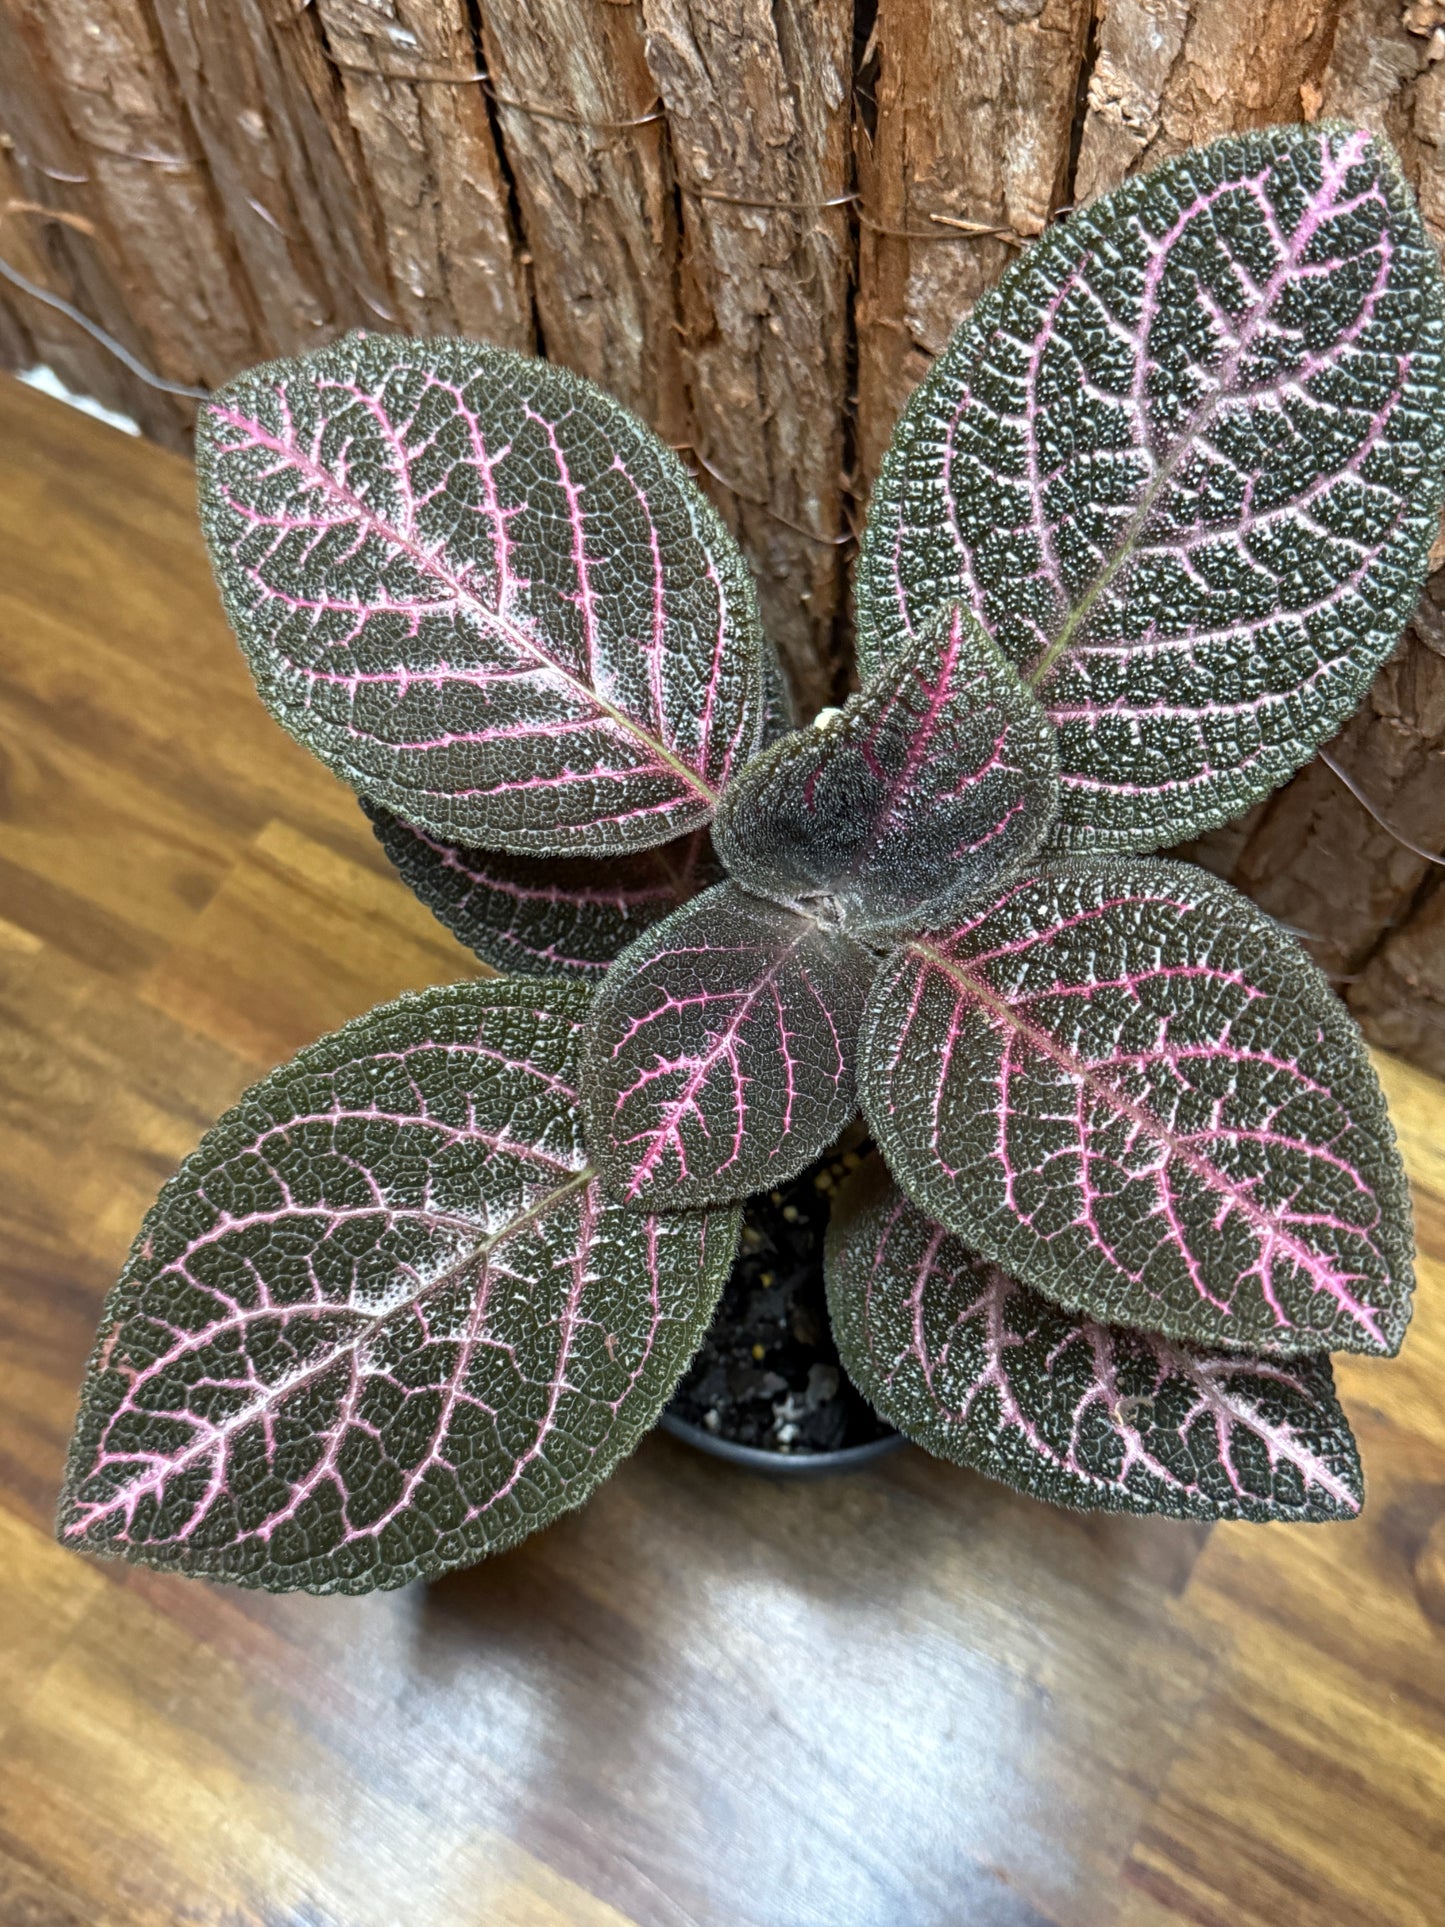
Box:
(583, 882), (875, 1211)
(856, 122), (1445, 853)
(57, 979), (740, 1593)
(197, 332), (765, 857)
(856, 857), (1414, 1358)
(826, 1161), (1362, 1522)
(712, 605), (1059, 935)
(365, 800), (718, 983)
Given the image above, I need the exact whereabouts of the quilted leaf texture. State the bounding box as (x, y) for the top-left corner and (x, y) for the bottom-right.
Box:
(365, 800), (717, 983)
(583, 882), (875, 1209)
(57, 979), (740, 1592)
(856, 122), (1445, 851)
(197, 333), (764, 856)
(826, 1162), (1363, 1522)
(857, 858), (1413, 1357)
(713, 605), (1059, 934)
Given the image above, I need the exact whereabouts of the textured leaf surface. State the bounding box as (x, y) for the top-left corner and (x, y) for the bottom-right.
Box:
(826, 1163), (1362, 1522)
(365, 800), (716, 982)
(198, 332), (764, 855)
(857, 858), (1413, 1356)
(583, 882), (874, 1209)
(58, 979), (739, 1592)
(713, 605), (1058, 934)
(857, 123), (1445, 850)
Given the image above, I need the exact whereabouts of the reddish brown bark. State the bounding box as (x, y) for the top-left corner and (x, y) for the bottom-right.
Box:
(643, 0), (853, 711)
(0, 5), (193, 439)
(9, 0), (264, 393)
(478, 0), (682, 434)
(315, 0), (529, 346)
(148, 0), (404, 359)
(1177, 606), (1445, 984)
(854, 0), (1089, 486)
(1351, 876), (1445, 1074)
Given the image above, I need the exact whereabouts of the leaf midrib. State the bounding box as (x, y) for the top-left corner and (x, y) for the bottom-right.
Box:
(1026, 144), (1367, 691)
(211, 403), (721, 809)
(908, 938), (1385, 1343)
(68, 1165), (596, 1536)
(622, 911), (815, 1197)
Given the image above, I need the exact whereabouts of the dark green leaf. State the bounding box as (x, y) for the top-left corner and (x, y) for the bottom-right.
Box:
(713, 605), (1058, 934)
(365, 799), (717, 982)
(827, 1160), (1363, 1521)
(857, 857), (1414, 1356)
(58, 979), (739, 1592)
(583, 882), (875, 1210)
(198, 333), (764, 855)
(857, 123), (1445, 850)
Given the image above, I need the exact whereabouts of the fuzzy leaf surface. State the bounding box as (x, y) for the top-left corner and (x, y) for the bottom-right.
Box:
(365, 800), (717, 982)
(58, 979), (739, 1592)
(826, 1163), (1362, 1521)
(857, 858), (1413, 1357)
(856, 123), (1445, 850)
(583, 882), (874, 1209)
(197, 333), (764, 855)
(713, 606), (1058, 934)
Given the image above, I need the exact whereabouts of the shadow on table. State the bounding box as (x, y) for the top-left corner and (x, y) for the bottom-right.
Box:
(400, 1431), (1214, 1927)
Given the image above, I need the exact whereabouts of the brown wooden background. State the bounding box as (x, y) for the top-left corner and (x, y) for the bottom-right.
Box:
(2, 0), (1444, 1067)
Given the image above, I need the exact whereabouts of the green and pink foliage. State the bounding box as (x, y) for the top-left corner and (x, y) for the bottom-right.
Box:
(61, 123), (1442, 1589)
(856, 122), (1445, 853)
(60, 981), (738, 1590)
(826, 1160), (1363, 1523)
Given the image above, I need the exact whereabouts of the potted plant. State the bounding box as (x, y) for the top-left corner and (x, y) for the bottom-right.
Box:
(57, 122), (1443, 1590)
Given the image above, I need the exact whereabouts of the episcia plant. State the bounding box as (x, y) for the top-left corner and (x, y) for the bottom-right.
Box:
(57, 122), (1445, 1592)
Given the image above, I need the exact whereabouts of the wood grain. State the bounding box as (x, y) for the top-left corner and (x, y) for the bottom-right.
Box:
(2, 373), (1444, 1926)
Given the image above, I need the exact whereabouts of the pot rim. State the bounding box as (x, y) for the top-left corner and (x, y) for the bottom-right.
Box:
(658, 1409), (906, 1477)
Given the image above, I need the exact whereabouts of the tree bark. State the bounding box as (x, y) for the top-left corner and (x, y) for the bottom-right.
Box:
(1074, 0), (1340, 200)
(855, 0), (1090, 486)
(8, 0), (264, 390)
(1350, 875), (1445, 1076)
(316, 0), (530, 345)
(145, 0), (465, 361)
(1180, 606), (1445, 983)
(478, 0), (682, 435)
(643, 0), (853, 711)
(0, 3), (195, 438)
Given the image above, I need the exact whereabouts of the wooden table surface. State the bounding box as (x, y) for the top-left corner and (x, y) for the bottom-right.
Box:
(2, 371), (1444, 1927)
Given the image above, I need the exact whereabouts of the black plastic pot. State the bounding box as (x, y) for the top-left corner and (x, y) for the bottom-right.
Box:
(661, 1137), (905, 1474)
(659, 1409), (906, 1477)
